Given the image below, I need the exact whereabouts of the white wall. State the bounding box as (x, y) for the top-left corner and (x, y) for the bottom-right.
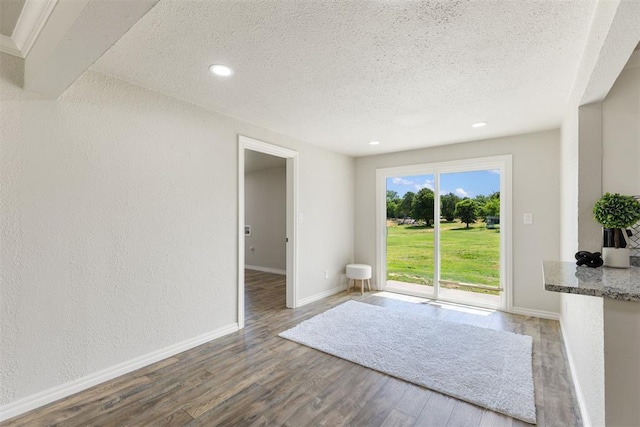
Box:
(0, 53), (355, 411)
(602, 52), (639, 196)
(558, 50), (640, 427)
(560, 293), (605, 427)
(354, 129), (561, 314)
(603, 298), (640, 427)
(601, 50), (640, 427)
(559, 102), (607, 427)
(244, 167), (286, 272)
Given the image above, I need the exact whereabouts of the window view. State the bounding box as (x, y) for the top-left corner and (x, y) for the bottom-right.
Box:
(438, 170), (501, 305)
(385, 169), (502, 307)
(385, 174), (436, 295)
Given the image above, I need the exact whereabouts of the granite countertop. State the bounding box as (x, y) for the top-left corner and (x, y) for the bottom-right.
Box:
(543, 260), (640, 302)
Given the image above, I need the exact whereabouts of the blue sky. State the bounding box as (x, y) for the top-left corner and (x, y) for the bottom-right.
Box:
(387, 170), (500, 198)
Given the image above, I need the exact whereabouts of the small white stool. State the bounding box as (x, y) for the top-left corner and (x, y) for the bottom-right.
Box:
(346, 264), (372, 295)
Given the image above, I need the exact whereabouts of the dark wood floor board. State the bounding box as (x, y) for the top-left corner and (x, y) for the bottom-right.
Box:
(300, 369), (389, 426)
(414, 391), (457, 426)
(55, 374), (183, 427)
(139, 409), (194, 427)
(445, 400), (486, 427)
(394, 383), (434, 418)
(542, 385), (583, 427)
(380, 408), (417, 427)
(80, 376), (192, 427)
(181, 352), (288, 418)
(349, 376), (411, 426)
(108, 370), (216, 427)
(246, 390), (315, 427)
(255, 353), (333, 397)
(281, 365), (383, 426)
(1, 375), (153, 427)
(478, 409), (514, 427)
(185, 383), (274, 426)
(1, 270), (582, 426)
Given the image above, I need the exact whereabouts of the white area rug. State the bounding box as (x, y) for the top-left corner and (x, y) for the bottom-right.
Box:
(279, 300), (536, 424)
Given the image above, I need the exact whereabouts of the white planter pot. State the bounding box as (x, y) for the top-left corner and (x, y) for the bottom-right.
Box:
(602, 247), (630, 268)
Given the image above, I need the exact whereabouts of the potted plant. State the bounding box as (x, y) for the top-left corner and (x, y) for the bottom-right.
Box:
(593, 193), (640, 268)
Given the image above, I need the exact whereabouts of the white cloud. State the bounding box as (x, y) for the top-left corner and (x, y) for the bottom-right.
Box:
(415, 179), (434, 191)
(392, 177), (414, 186)
(489, 169), (500, 174)
(455, 188), (469, 197)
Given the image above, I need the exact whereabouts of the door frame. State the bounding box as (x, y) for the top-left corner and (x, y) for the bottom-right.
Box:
(238, 135), (299, 329)
(375, 155), (512, 311)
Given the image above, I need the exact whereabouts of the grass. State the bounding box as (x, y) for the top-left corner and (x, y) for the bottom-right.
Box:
(386, 220), (500, 292)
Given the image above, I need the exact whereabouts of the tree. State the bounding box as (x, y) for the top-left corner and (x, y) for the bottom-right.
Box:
(440, 192), (459, 221)
(483, 197), (500, 217)
(386, 200), (398, 219)
(386, 190), (400, 218)
(412, 188), (435, 226)
(455, 199), (478, 228)
(398, 192), (415, 218)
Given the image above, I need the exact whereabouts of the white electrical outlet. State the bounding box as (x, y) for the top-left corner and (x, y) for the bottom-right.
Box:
(523, 213), (533, 224)
(324, 270), (329, 279)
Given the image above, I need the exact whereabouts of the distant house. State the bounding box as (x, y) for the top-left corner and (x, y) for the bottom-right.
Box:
(486, 216), (500, 229)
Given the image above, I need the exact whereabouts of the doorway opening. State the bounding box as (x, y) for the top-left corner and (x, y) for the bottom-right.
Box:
(238, 136), (298, 329)
(376, 156), (512, 311)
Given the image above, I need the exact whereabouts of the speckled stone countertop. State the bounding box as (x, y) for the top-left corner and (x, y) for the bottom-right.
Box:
(543, 261), (640, 302)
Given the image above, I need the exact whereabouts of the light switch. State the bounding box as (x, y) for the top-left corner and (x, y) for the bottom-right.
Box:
(523, 213), (533, 224)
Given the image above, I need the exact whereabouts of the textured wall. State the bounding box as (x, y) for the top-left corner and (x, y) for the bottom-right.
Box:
(354, 129), (561, 313)
(244, 167), (286, 271)
(558, 50), (640, 427)
(602, 51), (639, 196)
(602, 51), (640, 427)
(0, 53), (354, 406)
(559, 104), (606, 427)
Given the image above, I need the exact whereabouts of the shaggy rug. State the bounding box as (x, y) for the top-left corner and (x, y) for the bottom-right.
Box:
(279, 300), (536, 424)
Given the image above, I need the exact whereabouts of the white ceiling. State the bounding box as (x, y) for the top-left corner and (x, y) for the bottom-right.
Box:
(93, 0), (597, 157)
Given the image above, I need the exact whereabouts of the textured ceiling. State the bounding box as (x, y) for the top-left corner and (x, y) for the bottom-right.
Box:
(94, 0), (597, 156)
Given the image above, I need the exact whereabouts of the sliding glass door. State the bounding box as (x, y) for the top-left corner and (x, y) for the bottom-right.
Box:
(378, 156), (510, 310)
(438, 170), (501, 306)
(385, 174), (436, 297)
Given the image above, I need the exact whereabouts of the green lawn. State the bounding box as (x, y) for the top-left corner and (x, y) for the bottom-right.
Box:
(386, 221), (500, 290)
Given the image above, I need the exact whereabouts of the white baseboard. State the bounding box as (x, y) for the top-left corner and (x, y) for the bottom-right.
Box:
(245, 265), (286, 275)
(297, 285), (345, 307)
(0, 323), (239, 422)
(509, 305), (559, 320)
(559, 318), (592, 427)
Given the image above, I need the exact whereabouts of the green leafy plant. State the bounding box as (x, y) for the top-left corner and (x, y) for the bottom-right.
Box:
(593, 193), (640, 248)
(454, 199), (478, 228)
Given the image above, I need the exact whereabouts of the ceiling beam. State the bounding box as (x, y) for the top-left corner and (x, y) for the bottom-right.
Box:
(568, 0), (640, 108)
(23, 0), (159, 99)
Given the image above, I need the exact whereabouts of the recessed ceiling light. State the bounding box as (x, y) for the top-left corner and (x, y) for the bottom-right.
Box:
(471, 122), (487, 128)
(369, 141), (380, 145)
(209, 64), (233, 76)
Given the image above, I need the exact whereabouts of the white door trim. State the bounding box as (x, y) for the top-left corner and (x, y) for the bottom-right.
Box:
(238, 135), (299, 329)
(375, 155), (513, 312)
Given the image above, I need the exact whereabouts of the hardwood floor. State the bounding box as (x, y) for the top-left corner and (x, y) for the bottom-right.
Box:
(2, 271), (582, 426)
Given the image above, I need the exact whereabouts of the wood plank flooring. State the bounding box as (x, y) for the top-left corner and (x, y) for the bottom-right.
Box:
(2, 270), (582, 426)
